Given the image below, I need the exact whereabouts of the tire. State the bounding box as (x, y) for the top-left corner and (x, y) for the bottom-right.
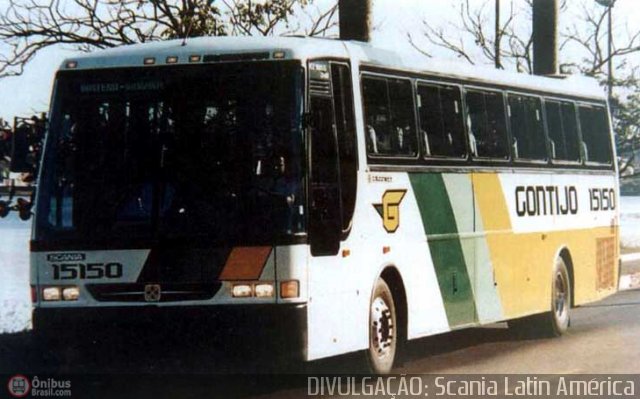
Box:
(509, 257), (571, 338)
(548, 257), (571, 335)
(365, 279), (397, 374)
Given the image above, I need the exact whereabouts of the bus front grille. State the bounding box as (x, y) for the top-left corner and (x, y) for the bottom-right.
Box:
(86, 283), (221, 302)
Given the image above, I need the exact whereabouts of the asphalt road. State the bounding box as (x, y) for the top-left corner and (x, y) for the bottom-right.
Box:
(0, 288), (639, 398)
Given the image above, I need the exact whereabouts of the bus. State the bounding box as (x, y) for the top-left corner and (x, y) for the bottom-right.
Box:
(28, 36), (619, 374)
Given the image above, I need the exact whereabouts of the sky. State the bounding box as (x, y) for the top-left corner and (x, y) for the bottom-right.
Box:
(0, 0), (639, 122)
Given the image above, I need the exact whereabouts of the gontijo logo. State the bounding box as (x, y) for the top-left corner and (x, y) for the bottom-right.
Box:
(7, 374), (30, 398)
(373, 190), (407, 233)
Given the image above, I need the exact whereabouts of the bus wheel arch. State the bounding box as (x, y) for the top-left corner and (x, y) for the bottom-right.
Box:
(510, 249), (574, 338)
(380, 266), (408, 348)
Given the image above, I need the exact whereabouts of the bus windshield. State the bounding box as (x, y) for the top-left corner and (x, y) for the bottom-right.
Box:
(36, 61), (305, 244)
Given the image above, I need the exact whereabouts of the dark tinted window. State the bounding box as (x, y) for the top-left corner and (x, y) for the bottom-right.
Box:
(417, 83), (466, 158)
(578, 105), (612, 164)
(362, 75), (417, 157)
(39, 63), (305, 241)
(465, 90), (509, 159)
(545, 100), (581, 162)
(331, 63), (357, 231)
(508, 94), (547, 160)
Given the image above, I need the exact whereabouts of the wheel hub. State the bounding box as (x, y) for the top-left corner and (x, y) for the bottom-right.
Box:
(554, 271), (567, 319)
(371, 297), (394, 358)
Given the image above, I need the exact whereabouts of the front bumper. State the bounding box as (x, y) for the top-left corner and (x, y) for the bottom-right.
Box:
(33, 303), (308, 359)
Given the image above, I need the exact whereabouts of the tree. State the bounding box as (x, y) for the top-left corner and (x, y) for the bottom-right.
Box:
(409, 0), (640, 182)
(407, 0), (540, 73)
(0, 0), (338, 78)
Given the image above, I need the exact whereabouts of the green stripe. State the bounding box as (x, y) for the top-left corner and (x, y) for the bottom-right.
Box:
(409, 173), (477, 326)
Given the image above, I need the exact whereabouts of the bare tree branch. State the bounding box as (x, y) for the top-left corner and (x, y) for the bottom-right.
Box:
(0, 0), (336, 78)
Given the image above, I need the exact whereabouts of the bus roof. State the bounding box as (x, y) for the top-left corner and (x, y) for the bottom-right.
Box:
(61, 36), (606, 101)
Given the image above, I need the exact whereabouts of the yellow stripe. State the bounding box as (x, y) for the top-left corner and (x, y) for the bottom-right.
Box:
(473, 173), (617, 319)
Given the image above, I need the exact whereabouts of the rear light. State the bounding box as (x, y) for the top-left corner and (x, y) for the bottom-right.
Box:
(280, 280), (299, 299)
(30, 286), (37, 303)
(42, 287), (61, 301)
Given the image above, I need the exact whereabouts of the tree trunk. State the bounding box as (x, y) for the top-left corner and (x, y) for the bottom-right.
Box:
(339, 0), (372, 42)
(532, 0), (558, 75)
(495, 0), (501, 69)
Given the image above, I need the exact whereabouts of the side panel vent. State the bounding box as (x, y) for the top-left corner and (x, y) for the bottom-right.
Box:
(596, 237), (615, 290)
(309, 79), (331, 96)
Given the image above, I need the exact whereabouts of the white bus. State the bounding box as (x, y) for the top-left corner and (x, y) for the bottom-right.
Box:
(30, 36), (619, 373)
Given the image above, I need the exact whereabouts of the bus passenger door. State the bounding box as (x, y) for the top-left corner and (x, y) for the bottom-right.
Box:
(306, 61), (363, 360)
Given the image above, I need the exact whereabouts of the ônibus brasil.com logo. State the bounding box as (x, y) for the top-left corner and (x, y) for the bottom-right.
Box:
(7, 375), (30, 398)
(7, 375), (72, 397)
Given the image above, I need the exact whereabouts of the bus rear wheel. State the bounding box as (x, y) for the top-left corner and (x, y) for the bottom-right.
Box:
(549, 257), (571, 335)
(366, 278), (397, 374)
(509, 257), (571, 338)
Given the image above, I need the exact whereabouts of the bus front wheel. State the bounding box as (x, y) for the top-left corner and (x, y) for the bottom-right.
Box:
(366, 278), (397, 374)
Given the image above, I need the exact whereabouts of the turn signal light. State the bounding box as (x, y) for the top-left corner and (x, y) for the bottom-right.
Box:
(280, 280), (299, 299)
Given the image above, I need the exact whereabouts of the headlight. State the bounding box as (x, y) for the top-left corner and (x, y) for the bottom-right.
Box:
(42, 287), (61, 301)
(62, 287), (80, 301)
(231, 284), (253, 298)
(254, 283), (274, 298)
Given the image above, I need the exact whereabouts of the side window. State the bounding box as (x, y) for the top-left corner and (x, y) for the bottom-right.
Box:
(362, 75), (417, 157)
(507, 94), (547, 160)
(363, 77), (390, 155)
(545, 100), (581, 162)
(417, 83), (466, 158)
(388, 79), (417, 156)
(331, 63), (357, 232)
(465, 90), (509, 159)
(561, 102), (581, 161)
(578, 105), (612, 164)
